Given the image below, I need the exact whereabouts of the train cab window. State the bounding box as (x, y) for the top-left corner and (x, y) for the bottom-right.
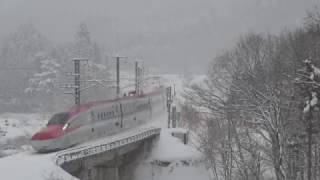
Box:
(47, 112), (69, 125)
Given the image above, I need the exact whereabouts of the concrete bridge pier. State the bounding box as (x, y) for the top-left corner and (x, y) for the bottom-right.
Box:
(79, 163), (120, 180)
(79, 155), (121, 180)
(94, 166), (119, 180)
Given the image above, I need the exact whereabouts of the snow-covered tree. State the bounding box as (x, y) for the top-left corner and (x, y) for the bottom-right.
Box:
(295, 59), (320, 180)
(24, 52), (70, 112)
(0, 23), (50, 66)
(0, 24), (52, 112)
(80, 61), (113, 103)
(72, 23), (101, 63)
(25, 52), (61, 94)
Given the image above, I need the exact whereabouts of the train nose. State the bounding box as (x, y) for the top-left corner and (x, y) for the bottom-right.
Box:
(31, 125), (63, 140)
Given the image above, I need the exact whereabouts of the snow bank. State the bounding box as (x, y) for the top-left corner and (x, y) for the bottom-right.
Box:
(167, 127), (189, 134)
(150, 129), (200, 162)
(0, 152), (77, 180)
(134, 128), (210, 180)
(0, 113), (74, 179)
(134, 161), (211, 180)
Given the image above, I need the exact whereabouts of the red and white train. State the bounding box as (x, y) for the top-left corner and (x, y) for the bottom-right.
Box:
(30, 88), (166, 152)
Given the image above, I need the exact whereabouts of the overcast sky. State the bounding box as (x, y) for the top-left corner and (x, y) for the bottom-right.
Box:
(0, 0), (319, 73)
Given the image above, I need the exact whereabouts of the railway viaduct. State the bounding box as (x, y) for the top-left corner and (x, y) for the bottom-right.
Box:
(54, 127), (160, 180)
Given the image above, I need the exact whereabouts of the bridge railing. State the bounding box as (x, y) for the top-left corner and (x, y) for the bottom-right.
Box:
(54, 127), (161, 166)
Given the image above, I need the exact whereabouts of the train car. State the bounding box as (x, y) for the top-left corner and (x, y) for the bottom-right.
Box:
(30, 88), (166, 152)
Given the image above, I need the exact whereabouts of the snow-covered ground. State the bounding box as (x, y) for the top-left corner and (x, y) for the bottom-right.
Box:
(0, 114), (76, 179)
(134, 128), (210, 180)
(0, 152), (77, 180)
(0, 113), (48, 156)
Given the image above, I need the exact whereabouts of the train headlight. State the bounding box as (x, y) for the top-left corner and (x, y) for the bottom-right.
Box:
(62, 123), (69, 131)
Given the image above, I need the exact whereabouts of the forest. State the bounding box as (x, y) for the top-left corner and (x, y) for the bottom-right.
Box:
(0, 23), (112, 113)
(182, 8), (320, 180)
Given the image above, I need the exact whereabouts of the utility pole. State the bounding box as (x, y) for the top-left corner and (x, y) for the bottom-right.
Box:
(73, 58), (88, 105)
(166, 86), (173, 128)
(135, 61), (139, 95)
(116, 57), (120, 97)
(74, 59), (80, 105)
(113, 56), (127, 98)
(172, 106), (177, 128)
(134, 60), (144, 96)
(62, 58), (118, 105)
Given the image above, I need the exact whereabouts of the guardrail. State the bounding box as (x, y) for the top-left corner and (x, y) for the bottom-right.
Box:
(54, 127), (161, 166)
